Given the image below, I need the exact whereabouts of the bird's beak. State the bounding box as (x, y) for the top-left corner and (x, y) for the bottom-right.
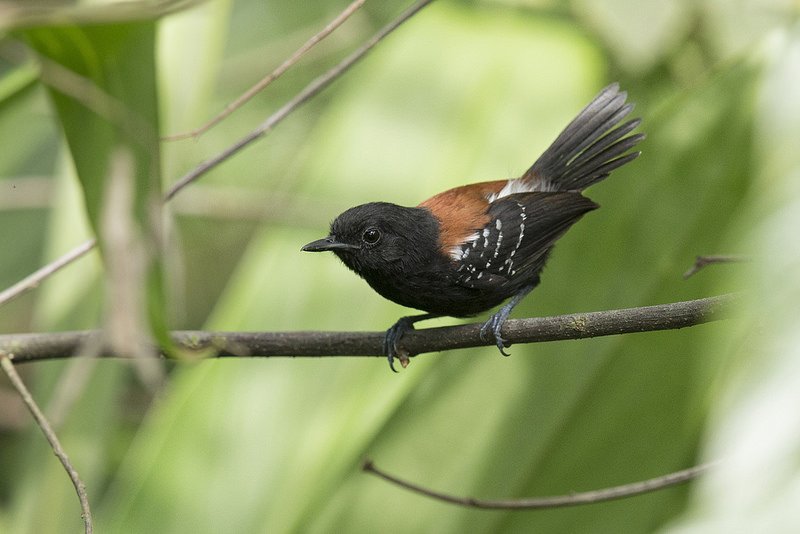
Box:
(301, 236), (359, 252)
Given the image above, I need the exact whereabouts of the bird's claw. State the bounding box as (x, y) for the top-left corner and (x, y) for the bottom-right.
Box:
(384, 318), (415, 372)
(480, 314), (511, 357)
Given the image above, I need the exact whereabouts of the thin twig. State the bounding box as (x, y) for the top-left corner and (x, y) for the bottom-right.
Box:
(3, 295), (733, 363)
(683, 255), (749, 279)
(163, 0), (366, 141)
(362, 458), (720, 510)
(0, 238), (97, 307)
(0, 353), (93, 533)
(164, 0), (436, 201)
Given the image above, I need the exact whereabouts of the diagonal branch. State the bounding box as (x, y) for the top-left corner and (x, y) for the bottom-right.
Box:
(164, 0), (435, 200)
(362, 458), (720, 510)
(0, 238), (97, 307)
(163, 0), (367, 141)
(2, 295), (733, 363)
(0, 353), (93, 533)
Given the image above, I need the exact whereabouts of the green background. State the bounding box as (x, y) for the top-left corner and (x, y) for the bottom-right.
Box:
(0, 0), (798, 532)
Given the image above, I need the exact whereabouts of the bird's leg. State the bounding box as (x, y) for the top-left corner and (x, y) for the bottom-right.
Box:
(480, 283), (537, 356)
(385, 313), (439, 372)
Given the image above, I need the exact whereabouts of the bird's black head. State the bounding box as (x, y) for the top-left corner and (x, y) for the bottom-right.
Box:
(302, 202), (441, 279)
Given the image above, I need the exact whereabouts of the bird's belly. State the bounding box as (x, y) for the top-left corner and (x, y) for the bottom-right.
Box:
(364, 271), (512, 317)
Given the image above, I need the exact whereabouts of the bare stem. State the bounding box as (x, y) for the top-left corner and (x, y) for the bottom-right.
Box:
(683, 255), (749, 279)
(362, 458), (720, 510)
(164, 0), (436, 201)
(0, 238), (97, 307)
(2, 295), (733, 363)
(0, 353), (93, 533)
(163, 0), (366, 141)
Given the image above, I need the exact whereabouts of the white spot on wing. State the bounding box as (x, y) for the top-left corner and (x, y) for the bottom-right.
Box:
(493, 229), (503, 258)
(505, 201), (527, 276)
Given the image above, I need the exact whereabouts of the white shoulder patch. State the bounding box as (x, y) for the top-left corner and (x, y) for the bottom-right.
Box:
(449, 232), (480, 261)
(486, 180), (530, 202)
(485, 176), (555, 202)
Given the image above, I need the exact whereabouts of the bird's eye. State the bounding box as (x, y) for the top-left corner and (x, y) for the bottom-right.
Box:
(362, 227), (381, 245)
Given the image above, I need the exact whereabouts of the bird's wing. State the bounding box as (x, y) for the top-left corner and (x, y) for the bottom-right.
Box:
(452, 192), (597, 289)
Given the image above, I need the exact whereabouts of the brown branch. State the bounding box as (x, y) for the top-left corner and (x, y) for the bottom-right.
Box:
(683, 255), (749, 279)
(362, 458), (720, 510)
(2, 295), (733, 363)
(164, 0), (436, 201)
(163, 0), (366, 141)
(0, 353), (93, 533)
(0, 238), (97, 307)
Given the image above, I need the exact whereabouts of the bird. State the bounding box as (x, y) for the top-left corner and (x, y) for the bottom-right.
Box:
(302, 83), (644, 372)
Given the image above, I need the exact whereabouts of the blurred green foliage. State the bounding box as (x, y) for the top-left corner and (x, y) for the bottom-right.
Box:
(0, 1), (798, 533)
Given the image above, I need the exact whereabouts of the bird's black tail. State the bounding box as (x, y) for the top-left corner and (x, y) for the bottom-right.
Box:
(523, 83), (644, 192)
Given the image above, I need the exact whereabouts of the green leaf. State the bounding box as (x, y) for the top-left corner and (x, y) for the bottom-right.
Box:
(24, 23), (160, 229)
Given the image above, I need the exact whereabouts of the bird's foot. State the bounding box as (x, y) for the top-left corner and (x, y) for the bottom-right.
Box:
(480, 312), (511, 357)
(384, 317), (417, 372)
(383, 313), (439, 371)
